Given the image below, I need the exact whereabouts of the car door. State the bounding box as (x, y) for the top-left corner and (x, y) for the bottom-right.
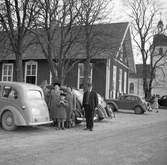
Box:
(130, 96), (140, 109)
(2, 85), (21, 112)
(118, 96), (132, 110)
(0, 85), (4, 112)
(160, 96), (167, 106)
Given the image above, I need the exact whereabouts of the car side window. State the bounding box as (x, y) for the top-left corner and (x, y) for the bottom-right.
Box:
(120, 96), (125, 100)
(131, 96), (135, 100)
(3, 86), (12, 97)
(8, 88), (18, 99)
(132, 96), (138, 101)
(162, 96), (167, 100)
(3, 86), (18, 99)
(124, 96), (131, 100)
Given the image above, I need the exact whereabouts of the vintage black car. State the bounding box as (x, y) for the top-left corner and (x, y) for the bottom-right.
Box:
(158, 95), (167, 106)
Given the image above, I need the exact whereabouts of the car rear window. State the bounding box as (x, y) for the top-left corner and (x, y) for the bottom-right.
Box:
(27, 90), (42, 99)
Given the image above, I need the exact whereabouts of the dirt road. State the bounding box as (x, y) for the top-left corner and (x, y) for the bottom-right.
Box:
(0, 109), (167, 165)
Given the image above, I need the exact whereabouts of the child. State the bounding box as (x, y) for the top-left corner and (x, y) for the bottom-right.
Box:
(56, 93), (68, 130)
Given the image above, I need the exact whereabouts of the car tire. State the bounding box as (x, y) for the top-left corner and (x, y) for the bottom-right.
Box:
(134, 106), (143, 114)
(2, 111), (17, 131)
(108, 103), (116, 112)
(94, 110), (100, 121)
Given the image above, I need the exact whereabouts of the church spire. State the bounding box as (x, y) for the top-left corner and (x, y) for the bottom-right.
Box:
(157, 13), (164, 33)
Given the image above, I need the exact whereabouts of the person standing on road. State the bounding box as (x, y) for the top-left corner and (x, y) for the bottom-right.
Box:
(82, 83), (98, 131)
(66, 86), (76, 128)
(48, 82), (62, 126)
(56, 93), (68, 130)
(152, 95), (159, 113)
(41, 80), (49, 105)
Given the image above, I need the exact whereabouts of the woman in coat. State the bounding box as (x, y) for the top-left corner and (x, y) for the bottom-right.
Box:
(41, 80), (49, 105)
(152, 95), (159, 113)
(48, 82), (62, 126)
(65, 86), (76, 128)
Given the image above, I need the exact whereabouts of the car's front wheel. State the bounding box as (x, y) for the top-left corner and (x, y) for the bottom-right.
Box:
(2, 111), (17, 131)
(94, 110), (100, 121)
(134, 106), (144, 114)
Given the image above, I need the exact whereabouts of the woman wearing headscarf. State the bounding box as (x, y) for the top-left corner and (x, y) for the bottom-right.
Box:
(48, 82), (62, 126)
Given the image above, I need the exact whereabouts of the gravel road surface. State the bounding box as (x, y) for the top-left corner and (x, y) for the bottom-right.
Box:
(0, 109), (167, 165)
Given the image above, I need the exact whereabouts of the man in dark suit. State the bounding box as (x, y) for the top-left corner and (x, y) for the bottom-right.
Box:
(82, 83), (98, 131)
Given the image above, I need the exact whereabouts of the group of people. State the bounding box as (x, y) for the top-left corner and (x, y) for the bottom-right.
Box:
(41, 80), (99, 131)
(41, 80), (76, 130)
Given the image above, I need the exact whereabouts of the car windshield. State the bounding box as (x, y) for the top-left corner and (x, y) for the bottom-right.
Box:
(27, 90), (42, 99)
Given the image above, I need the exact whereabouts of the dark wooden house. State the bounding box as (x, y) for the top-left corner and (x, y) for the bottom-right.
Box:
(0, 22), (136, 99)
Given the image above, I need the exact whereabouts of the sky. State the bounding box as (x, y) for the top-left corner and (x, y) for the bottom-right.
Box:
(110, 0), (167, 64)
(112, 0), (167, 22)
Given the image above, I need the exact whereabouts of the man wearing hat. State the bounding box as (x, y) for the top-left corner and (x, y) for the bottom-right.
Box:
(82, 83), (98, 131)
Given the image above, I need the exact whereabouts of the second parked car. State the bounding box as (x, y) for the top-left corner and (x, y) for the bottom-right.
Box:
(106, 94), (147, 114)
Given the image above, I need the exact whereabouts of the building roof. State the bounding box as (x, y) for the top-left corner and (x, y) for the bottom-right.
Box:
(0, 22), (135, 72)
(129, 64), (150, 78)
(153, 33), (167, 47)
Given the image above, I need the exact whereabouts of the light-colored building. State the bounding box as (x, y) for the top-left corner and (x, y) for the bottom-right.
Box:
(151, 20), (167, 96)
(129, 64), (150, 96)
(129, 20), (167, 97)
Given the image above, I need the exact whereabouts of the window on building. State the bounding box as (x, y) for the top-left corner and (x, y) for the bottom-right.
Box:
(78, 63), (92, 89)
(25, 61), (38, 84)
(112, 66), (117, 99)
(159, 48), (163, 55)
(119, 69), (122, 93)
(124, 71), (127, 93)
(129, 83), (134, 94)
(2, 63), (13, 81)
(120, 46), (123, 61)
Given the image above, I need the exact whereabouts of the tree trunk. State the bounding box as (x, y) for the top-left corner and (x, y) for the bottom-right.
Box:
(58, 66), (65, 85)
(14, 53), (23, 82)
(83, 58), (91, 91)
(48, 59), (58, 83)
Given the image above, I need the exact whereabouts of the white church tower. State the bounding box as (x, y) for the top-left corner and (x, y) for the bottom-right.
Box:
(151, 19), (167, 96)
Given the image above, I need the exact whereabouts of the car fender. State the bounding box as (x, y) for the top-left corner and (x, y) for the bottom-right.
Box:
(97, 105), (105, 119)
(0, 106), (27, 126)
(74, 108), (83, 118)
(107, 101), (119, 111)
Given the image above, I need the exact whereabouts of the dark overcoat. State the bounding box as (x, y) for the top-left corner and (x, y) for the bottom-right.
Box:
(82, 90), (98, 111)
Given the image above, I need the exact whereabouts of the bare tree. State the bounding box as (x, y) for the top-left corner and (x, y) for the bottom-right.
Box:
(77, 0), (113, 91)
(0, 0), (40, 82)
(123, 0), (167, 100)
(34, 0), (83, 84)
